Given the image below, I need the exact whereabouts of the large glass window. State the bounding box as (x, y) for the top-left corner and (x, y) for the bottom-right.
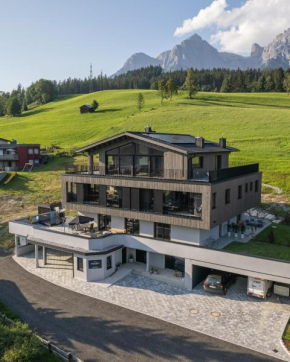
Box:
(107, 186), (122, 208)
(155, 223), (170, 240)
(140, 189), (154, 211)
(105, 142), (163, 177)
(135, 156), (150, 176)
(67, 182), (77, 202)
(165, 256), (184, 273)
(99, 215), (111, 231)
(150, 156), (163, 177)
(106, 155), (119, 175)
(84, 184), (99, 204)
(163, 191), (202, 218)
(120, 156), (133, 176)
(125, 219), (140, 235)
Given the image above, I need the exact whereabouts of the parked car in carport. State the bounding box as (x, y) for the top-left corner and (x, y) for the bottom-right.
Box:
(245, 218), (264, 227)
(203, 271), (237, 295)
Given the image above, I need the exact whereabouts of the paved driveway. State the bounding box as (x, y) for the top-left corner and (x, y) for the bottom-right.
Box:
(0, 256), (282, 362)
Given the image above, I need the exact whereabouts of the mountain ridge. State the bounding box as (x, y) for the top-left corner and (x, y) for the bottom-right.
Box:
(112, 29), (290, 77)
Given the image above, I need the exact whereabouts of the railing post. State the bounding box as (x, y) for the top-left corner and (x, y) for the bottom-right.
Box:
(88, 154), (94, 175)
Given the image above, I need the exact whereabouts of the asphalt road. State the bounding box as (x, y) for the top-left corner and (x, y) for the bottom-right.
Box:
(0, 256), (279, 362)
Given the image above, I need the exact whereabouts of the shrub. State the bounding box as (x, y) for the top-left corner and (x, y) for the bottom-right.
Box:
(0, 322), (44, 361)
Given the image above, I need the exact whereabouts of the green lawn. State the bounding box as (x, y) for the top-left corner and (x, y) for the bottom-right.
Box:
(254, 223), (290, 246)
(0, 90), (289, 194)
(224, 224), (290, 261)
(0, 303), (60, 361)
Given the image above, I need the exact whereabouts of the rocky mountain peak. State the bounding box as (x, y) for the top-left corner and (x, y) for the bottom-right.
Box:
(111, 29), (290, 77)
(251, 43), (264, 59)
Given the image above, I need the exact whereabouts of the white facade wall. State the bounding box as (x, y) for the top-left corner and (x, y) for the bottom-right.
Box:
(150, 252), (165, 269)
(140, 221), (154, 238)
(111, 216), (125, 230)
(171, 225), (200, 245)
(200, 225), (220, 246)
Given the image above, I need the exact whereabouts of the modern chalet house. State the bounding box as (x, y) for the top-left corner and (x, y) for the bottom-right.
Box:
(11, 127), (290, 290)
(0, 138), (40, 171)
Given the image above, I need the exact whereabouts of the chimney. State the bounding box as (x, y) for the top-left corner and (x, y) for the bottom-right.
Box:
(219, 137), (227, 148)
(145, 126), (154, 133)
(195, 137), (204, 148)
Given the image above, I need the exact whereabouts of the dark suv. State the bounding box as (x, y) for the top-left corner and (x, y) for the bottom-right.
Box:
(203, 272), (236, 295)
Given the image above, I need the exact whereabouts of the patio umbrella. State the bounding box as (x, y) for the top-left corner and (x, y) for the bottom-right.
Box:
(69, 215), (94, 226)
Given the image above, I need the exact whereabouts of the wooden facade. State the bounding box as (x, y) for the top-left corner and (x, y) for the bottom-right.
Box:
(63, 130), (261, 232)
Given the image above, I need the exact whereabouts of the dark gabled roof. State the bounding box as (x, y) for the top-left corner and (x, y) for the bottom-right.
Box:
(80, 104), (94, 109)
(76, 131), (239, 154)
(0, 138), (10, 142)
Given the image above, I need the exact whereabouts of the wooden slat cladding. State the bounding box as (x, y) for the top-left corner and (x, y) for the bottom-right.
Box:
(62, 174), (209, 193)
(65, 202), (208, 229)
(210, 172), (262, 228)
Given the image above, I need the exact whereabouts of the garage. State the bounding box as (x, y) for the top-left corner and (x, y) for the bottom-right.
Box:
(44, 248), (73, 271)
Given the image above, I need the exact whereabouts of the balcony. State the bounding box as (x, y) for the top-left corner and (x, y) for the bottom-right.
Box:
(64, 165), (207, 181)
(208, 164), (259, 182)
(0, 154), (18, 161)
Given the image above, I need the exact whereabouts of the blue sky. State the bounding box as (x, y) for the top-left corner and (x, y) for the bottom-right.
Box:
(0, 0), (283, 91)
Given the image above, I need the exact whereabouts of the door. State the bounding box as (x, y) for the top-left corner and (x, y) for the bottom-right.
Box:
(122, 247), (127, 264)
(136, 249), (147, 264)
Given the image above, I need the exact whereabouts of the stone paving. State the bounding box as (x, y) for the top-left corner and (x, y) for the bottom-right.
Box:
(14, 252), (290, 361)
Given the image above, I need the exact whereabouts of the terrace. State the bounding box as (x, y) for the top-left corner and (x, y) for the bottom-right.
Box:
(64, 164), (259, 183)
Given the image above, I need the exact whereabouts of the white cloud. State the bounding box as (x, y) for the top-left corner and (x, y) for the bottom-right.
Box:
(174, 0), (290, 53)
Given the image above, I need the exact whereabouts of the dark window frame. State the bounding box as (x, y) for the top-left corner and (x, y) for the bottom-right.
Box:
(245, 183), (248, 193)
(212, 192), (217, 209)
(77, 257), (84, 272)
(225, 189), (230, 204)
(250, 181), (253, 191)
(107, 255), (112, 270)
(238, 185), (242, 200)
(154, 223), (171, 240)
(255, 180), (259, 192)
(125, 218), (140, 235)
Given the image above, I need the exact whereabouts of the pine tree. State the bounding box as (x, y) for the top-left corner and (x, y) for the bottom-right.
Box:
(220, 76), (232, 93)
(166, 79), (177, 99)
(91, 100), (99, 111)
(265, 76), (275, 92)
(184, 68), (198, 99)
(257, 75), (266, 92)
(6, 97), (21, 117)
(157, 80), (168, 104)
(273, 68), (285, 92)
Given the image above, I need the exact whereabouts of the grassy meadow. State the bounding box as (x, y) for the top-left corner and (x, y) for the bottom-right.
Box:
(0, 90), (289, 220)
(0, 89), (289, 194)
(0, 89), (289, 249)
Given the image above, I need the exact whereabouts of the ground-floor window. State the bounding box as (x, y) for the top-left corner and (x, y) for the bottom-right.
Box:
(165, 255), (185, 273)
(99, 215), (111, 231)
(77, 257), (84, 272)
(107, 255), (112, 270)
(154, 223), (170, 240)
(125, 218), (139, 234)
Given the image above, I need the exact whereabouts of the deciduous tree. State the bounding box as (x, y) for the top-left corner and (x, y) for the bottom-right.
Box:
(137, 93), (145, 111)
(184, 68), (198, 99)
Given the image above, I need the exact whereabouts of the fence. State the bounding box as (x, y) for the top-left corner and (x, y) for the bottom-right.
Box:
(0, 313), (83, 362)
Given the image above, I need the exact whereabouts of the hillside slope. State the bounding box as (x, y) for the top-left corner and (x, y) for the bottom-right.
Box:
(0, 90), (289, 195)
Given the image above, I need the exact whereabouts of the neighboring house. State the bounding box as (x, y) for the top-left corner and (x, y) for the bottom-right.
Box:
(79, 105), (94, 114)
(0, 138), (40, 171)
(11, 127), (289, 290)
